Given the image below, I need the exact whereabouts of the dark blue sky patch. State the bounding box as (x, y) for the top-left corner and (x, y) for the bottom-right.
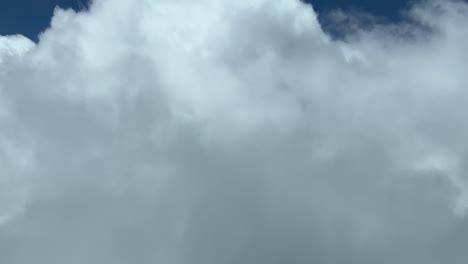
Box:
(0, 0), (88, 41)
(306, 0), (411, 20)
(306, 0), (412, 40)
(0, 0), (412, 41)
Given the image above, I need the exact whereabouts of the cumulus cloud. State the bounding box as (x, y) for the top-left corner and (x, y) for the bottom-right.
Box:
(1, 0), (468, 263)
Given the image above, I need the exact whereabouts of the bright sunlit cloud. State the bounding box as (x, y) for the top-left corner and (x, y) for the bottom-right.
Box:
(1, 0), (468, 263)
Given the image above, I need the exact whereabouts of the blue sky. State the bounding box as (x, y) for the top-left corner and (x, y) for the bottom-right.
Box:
(0, 0), (410, 41)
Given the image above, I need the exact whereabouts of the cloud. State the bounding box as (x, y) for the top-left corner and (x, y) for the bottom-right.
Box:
(1, 0), (468, 263)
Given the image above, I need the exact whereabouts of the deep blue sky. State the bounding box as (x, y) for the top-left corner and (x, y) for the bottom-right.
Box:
(0, 0), (411, 41)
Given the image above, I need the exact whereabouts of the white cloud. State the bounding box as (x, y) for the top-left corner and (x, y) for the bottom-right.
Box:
(1, 0), (468, 263)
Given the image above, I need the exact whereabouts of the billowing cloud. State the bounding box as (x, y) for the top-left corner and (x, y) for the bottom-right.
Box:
(1, 0), (468, 263)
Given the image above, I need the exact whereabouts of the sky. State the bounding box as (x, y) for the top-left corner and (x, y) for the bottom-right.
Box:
(0, 0), (412, 41)
(1, 0), (468, 264)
